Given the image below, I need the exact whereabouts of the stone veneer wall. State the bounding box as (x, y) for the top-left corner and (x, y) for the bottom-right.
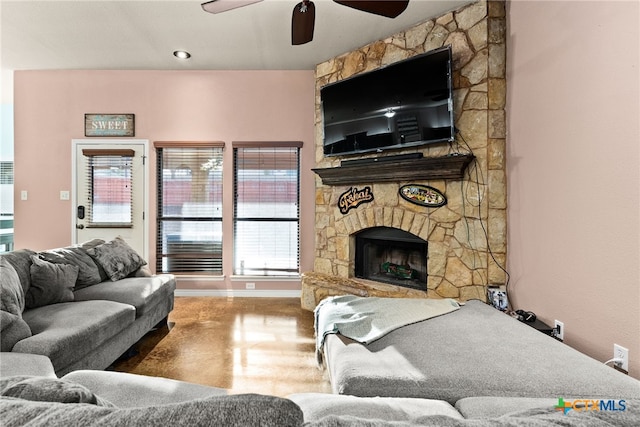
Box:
(308, 1), (507, 306)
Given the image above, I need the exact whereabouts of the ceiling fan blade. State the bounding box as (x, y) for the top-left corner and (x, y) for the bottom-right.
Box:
(292, 1), (316, 45)
(333, 0), (409, 18)
(201, 0), (264, 14)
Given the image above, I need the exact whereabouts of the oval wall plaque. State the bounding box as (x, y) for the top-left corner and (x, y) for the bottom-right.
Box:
(399, 184), (447, 208)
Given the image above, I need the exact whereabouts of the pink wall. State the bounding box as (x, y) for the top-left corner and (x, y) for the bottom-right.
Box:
(13, 70), (316, 292)
(507, 1), (639, 378)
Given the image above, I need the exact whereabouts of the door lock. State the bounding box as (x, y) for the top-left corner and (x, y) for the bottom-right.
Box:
(76, 224), (84, 229)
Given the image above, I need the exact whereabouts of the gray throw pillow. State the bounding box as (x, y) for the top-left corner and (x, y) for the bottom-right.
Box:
(38, 245), (103, 290)
(0, 376), (114, 407)
(25, 256), (78, 309)
(0, 249), (37, 295)
(87, 237), (147, 281)
(80, 238), (109, 282)
(128, 264), (153, 278)
(0, 257), (25, 315)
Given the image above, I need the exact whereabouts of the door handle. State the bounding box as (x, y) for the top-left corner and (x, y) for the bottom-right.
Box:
(77, 205), (85, 219)
(76, 224), (84, 229)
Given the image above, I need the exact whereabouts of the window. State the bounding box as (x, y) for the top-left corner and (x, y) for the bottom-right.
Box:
(155, 143), (224, 274)
(82, 150), (133, 227)
(0, 162), (14, 185)
(233, 143), (301, 276)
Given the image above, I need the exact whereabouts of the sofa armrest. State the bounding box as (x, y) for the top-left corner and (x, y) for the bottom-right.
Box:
(0, 352), (57, 378)
(62, 370), (228, 407)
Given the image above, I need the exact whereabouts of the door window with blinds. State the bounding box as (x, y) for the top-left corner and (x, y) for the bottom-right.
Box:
(83, 149), (134, 227)
(156, 144), (223, 274)
(233, 143), (301, 276)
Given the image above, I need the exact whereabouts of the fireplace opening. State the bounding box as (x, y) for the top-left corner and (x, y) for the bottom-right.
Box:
(354, 227), (427, 290)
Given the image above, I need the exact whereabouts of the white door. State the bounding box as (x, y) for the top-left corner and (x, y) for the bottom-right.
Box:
(72, 140), (148, 258)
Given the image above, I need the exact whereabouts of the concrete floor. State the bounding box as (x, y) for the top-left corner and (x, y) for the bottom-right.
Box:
(111, 296), (332, 397)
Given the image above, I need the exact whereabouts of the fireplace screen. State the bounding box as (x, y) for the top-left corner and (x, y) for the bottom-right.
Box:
(354, 227), (427, 290)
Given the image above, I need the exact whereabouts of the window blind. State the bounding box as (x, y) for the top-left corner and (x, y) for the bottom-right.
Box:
(233, 145), (300, 276)
(83, 150), (134, 227)
(156, 146), (224, 274)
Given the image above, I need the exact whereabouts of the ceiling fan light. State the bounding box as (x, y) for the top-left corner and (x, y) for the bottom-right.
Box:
(173, 50), (191, 60)
(201, 0), (264, 14)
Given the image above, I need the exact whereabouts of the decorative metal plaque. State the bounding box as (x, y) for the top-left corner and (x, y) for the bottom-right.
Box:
(338, 186), (374, 214)
(399, 184), (447, 208)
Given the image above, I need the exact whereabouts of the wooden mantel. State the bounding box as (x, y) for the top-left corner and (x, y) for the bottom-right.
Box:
(312, 154), (475, 186)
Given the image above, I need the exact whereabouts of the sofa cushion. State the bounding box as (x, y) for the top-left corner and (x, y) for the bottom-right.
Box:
(0, 249), (37, 295)
(0, 353), (56, 378)
(25, 256), (78, 309)
(38, 242), (104, 290)
(322, 300), (640, 403)
(303, 402), (640, 426)
(455, 396), (558, 418)
(288, 393), (463, 423)
(73, 274), (176, 318)
(0, 311), (32, 351)
(0, 376), (114, 407)
(0, 257), (25, 315)
(0, 393), (304, 427)
(14, 300), (136, 372)
(87, 237), (146, 281)
(63, 370), (228, 408)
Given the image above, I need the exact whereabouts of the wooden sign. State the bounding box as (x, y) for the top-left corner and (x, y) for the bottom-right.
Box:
(399, 184), (447, 208)
(338, 186), (374, 214)
(85, 114), (135, 137)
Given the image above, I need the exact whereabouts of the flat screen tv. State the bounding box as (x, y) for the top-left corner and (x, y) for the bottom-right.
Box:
(321, 45), (454, 157)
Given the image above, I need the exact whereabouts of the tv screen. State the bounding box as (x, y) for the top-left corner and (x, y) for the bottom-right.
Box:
(321, 45), (454, 157)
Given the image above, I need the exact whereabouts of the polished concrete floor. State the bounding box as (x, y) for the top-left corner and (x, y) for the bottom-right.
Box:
(111, 297), (332, 397)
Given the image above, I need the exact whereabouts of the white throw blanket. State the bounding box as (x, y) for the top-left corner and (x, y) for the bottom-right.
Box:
(314, 295), (460, 364)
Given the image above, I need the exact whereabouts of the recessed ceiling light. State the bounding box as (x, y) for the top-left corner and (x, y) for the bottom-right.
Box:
(173, 50), (191, 60)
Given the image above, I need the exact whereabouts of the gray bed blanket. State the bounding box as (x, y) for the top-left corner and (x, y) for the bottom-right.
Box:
(314, 296), (460, 364)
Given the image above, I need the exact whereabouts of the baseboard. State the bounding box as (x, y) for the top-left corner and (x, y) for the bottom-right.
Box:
(174, 289), (302, 298)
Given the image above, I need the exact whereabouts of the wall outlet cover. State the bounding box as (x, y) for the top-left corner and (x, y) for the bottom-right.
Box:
(554, 320), (564, 341)
(614, 344), (629, 373)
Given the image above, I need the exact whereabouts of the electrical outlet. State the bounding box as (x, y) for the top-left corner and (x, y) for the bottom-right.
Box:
(614, 344), (629, 373)
(245, 282), (255, 290)
(554, 320), (564, 341)
(21, 190), (28, 201)
(60, 190), (70, 200)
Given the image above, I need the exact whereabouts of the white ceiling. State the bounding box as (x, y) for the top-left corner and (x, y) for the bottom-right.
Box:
(0, 0), (471, 101)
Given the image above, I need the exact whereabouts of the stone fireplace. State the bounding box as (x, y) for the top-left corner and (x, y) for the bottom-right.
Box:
(301, 1), (507, 311)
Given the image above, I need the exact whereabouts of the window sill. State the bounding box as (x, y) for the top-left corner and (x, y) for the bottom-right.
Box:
(174, 275), (226, 281)
(230, 275), (301, 282)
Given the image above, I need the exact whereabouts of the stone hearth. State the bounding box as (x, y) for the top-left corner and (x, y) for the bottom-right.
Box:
(303, 1), (507, 311)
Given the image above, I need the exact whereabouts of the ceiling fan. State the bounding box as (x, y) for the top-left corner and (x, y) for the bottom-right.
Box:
(201, 0), (409, 45)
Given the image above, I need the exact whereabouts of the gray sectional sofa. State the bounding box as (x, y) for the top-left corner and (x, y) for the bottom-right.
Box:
(317, 297), (640, 404)
(0, 353), (639, 426)
(2, 285), (639, 425)
(0, 238), (175, 376)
